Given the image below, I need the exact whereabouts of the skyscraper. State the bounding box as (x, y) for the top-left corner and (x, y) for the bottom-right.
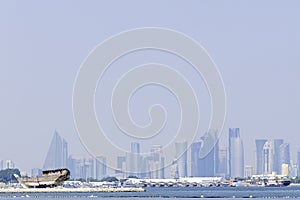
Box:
(273, 139), (284, 174)
(262, 141), (273, 174)
(84, 158), (94, 179)
(95, 156), (107, 180)
(116, 156), (126, 176)
(229, 128), (244, 178)
(255, 139), (267, 175)
(290, 161), (298, 177)
(126, 142), (141, 177)
(217, 147), (228, 176)
(244, 165), (254, 178)
(213, 130), (220, 174)
(5, 160), (15, 169)
(62, 139), (68, 168)
(141, 155), (151, 178)
(149, 145), (164, 179)
(43, 131), (68, 170)
(170, 159), (179, 179)
(198, 130), (219, 177)
(297, 148), (300, 177)
(229, 128), (239, 175)
(175, 141), (187, 177)
(191, 142), (201, 177)
(131, 142), (140, 154)
(279, 143), (290, 174)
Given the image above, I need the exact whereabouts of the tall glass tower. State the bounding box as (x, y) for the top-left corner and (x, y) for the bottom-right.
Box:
(229, 128), (239, 176)
(95, 156), (107, 180)
(229, 128), (244, 178)
(149, 145), (164, 179)
(218, 147), (228, 176)
(297, 148), (300, 177)
(279, 143), (290, 174)
(43, 131), (68, 170)
(198, 130), (219, 177)
(273, 139), (284, 174)
(191, 142), (201, 177)
(62, 139), (68, 168)
(126, 142), (141, 177)
(175, 141), (187, 177)
(255, 139), (267, 175)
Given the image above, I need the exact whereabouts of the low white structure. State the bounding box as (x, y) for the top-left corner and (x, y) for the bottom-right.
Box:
(124, 177), (224, 187)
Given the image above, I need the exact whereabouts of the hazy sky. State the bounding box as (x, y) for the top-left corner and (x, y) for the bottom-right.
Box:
(1, 1), (300, 172)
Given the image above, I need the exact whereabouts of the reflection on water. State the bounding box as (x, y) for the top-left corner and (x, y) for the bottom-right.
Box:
(1, 186), (300, 199)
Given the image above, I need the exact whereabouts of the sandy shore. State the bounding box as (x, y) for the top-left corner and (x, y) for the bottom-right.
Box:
(0, 187), (145, 193)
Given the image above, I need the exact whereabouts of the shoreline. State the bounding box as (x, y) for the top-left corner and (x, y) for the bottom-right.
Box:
(0, 187), (145, 193)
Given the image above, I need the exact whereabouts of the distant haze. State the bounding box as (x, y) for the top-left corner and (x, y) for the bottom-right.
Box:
(1, 1), (300, 172)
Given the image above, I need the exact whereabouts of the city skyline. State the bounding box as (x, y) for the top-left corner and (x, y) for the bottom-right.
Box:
(1, 128), (299, 179)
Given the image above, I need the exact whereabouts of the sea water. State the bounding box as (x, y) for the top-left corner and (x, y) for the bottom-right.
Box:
(1, 186), (300, 199)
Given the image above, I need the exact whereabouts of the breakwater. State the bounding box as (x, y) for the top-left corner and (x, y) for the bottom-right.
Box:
(0, 187), (145, 193)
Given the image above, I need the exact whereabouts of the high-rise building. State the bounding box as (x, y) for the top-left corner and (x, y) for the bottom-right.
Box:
(229, 128), (244, 178)
(95, 156), (107, 180)
(62, 139), (68, 168)
(289, 160), (298, 178)
(126, 142), (141, 177)
(83, 158), (96, 179)
(229, 128), (239, 175)
(262, 141), (273, 174)
(160, 157), (165, 178)
(115, 156), (126, 176)
(297, 148), (300, 177)
(214, 130), (220, 175)
(43, 131), (68, 170)
(149, 145), (164, 179)
(5, 160), (15, 169)
(293, 165), (298, 177)
(198, 130), (219, 177)
(175, 141), (187, 177)
(191, 142), (201, 177)
(273, 139), (284, 174)
(279, 143), (290, 174)
(217, 147), (228, 176)
(255, 139), (267, 175)
(131, 142), (140, 154)
(141, 155), (151, 178)
(170, 159), (179, 179)
(244, 165), (254, 178)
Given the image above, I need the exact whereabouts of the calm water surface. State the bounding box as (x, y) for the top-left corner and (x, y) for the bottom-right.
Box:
(1, 186), (300, 199)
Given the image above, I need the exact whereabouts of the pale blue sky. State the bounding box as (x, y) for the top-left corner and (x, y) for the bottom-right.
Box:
(1, 1), (300, 172)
